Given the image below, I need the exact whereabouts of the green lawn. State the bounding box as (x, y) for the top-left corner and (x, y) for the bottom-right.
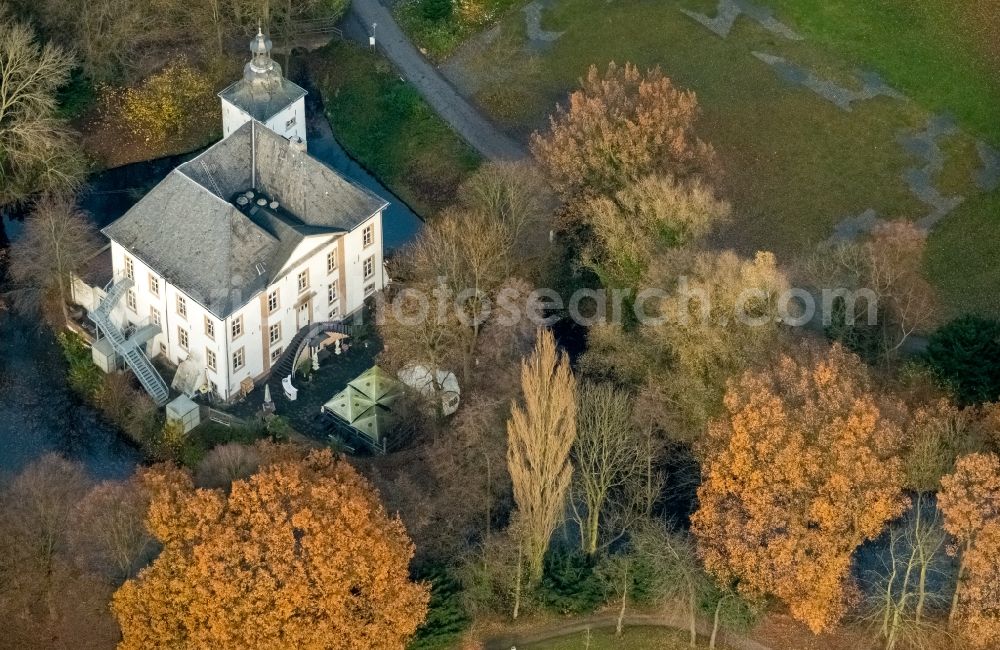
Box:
(925, 190), (1000, 318)
(439, 0), (999, 318)
(765, 0), (1000, 144)
(519, 626), (703, 649)
(309, 40), (481, 217)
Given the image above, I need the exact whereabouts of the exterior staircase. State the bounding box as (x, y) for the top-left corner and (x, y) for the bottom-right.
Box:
(268, 321), (353, 393)
(88, 277), (170, 406)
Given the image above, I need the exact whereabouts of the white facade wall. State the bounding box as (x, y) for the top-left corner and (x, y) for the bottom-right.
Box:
(341, 212), (385, 311)
(110, 242), (228, 394)
(109, 208), (384, 401)
(221, 97), (307, 144)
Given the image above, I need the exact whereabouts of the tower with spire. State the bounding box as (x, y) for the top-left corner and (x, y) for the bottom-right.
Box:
(218, 28), (308, 144)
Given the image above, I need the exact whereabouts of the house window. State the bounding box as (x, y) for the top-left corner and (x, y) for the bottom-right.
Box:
(124, 256), (134, 281)
(269, 322), (281, 345)
(231, 315), (243, 340)
(126, 288), (137, 312)
(297, 270), (308, 293)
(206, 349), (217, 372)
(328, 284), (337, 305)
(178, 327), (189, 351)
(362, 224), (374, 248)
(285, 116), (296, 129)
(363, 256), (374, 280)
(148, 274), (160, 296)
(204, 316), (215, 340)
(327, 250), (337, 274)
(270, 346), (283, 362)
(328, 306), (339, 320)
(150, 306), (161, 327)
(267, 289), (279, 314)
(232, 347), (245, 371)
(176, 295), (187, 320)
(364, 283), (375, 297)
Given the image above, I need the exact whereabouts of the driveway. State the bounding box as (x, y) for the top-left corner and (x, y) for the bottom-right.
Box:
(349, 0), (527, 161)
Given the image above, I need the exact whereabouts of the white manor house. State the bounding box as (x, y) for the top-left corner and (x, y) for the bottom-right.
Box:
(75, 31), (388, 405)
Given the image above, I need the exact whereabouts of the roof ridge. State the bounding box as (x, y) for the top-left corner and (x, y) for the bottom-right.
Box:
(253, 124), (390, 220)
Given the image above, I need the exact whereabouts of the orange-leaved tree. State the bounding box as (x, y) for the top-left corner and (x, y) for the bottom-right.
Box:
(530, 61), (716, 203)
(112, 450), (429, 650)
(952, 520), (1000, 648)
(938, 451), (1000, 630)
(691, 343), (908, 633)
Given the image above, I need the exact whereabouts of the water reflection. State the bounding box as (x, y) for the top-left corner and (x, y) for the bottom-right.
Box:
(0, 315), (141, 478)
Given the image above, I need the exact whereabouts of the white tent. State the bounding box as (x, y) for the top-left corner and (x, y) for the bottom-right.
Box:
(396, 365), (460, 416)
(172, 355), (206, 396)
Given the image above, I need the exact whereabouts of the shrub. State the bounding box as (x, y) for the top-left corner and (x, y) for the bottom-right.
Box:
(58, 332), (104, 398)
(264, 415), (292, 442)
(195, 442), (261, 489)
(537, 547), (604, 615)
(160, 420), (187, 457)
(925, 315), (1000, 405)
(96, 372), (140, 427)
(421, 0), (453, 22)
(825, 294), (881, 363)
(111, 61), (215, 145)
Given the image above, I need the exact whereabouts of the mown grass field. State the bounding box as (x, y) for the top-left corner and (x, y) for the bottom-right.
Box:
(440, 0), (1000, 318)
(310, 40), (481, 216)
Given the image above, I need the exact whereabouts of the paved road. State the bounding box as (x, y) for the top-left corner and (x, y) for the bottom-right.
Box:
(349, 0), (527, 161)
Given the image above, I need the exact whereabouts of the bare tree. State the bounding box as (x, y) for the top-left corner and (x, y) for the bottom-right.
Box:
(596, 550), (638, 636)
(459, 522), (530, 620)
(457, 161), (553, 275)
(377, 280), (465, 417)
(0, 15), (84, 208)
(195, 442), (261, 489)
(70, 479), (155, 582)
(581, 249), (790, 442)
(380, 206), (538, 393)
(580, 174), (730, 288)
(0, 455), (120, 647)
(632, 519), (712, 647)
(862, 497), (949, 650)
(902, 399), (980, 494)
(807, 221), (936, 365)
(7, 194), (101, 325)
(3, 455), (90, 575)
(571, 382), (659, 555)
(506, 329), (576, 584)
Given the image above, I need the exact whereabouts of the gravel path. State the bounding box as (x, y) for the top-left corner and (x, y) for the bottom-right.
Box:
(349, 0), (527, 161)
(483, 611), (774, 650)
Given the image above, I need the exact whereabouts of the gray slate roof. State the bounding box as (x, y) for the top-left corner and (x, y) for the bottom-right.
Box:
(103, 121), (388, 319)
(218, 76), (307, 123)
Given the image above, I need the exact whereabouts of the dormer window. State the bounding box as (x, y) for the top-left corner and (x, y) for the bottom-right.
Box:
(285, 116), (296, 130)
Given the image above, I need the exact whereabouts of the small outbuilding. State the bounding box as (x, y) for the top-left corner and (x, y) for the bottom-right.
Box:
(166, 394), (201, 434)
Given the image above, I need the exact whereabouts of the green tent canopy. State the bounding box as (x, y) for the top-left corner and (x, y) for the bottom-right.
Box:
(323, 366), (403, 447)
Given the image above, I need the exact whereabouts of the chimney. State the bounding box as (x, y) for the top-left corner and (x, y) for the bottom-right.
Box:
(288, 135), (306, 153)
